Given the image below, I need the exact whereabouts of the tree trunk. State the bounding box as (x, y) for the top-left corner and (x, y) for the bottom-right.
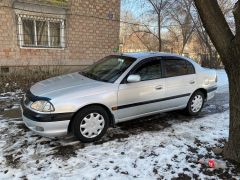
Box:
(193, 0), (240, 163)
(180, 44), (185, 55)
(223, 63), (240, 162)
(158, 14), (162, 52)
(206, 42), (213, 68)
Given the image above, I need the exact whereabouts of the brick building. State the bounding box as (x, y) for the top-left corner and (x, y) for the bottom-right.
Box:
(0, 0), (120, 72)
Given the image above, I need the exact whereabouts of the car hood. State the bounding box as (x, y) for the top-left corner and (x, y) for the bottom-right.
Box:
(30, 72), (106, 97)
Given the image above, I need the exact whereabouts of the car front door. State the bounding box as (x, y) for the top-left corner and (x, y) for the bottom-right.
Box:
(162, 58), (197, 109)
(117, 57), (166, 121)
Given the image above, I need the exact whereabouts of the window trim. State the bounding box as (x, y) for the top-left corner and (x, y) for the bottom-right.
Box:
(17, 15), (65, 49)
(161, 57), (196, 78)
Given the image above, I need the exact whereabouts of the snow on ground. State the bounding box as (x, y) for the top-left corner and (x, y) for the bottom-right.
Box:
(216, 69), (229, 93)
(0, 69), (239, 180)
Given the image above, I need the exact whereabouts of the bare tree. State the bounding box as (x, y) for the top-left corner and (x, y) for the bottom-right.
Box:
(121, 0), (174, 52)
(170, 0), (195, 54)
(194, 0), (240, 163)
(120, 10), (158, 52)
(145, 0), (173, 51)
(184, 0), (224, 67)
(187, 0), (236, 68)
(120, 10), (135, 49)
(166, 26), (181, 53)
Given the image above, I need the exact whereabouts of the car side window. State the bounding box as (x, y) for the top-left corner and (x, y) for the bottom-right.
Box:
(185, 60), (195, 74)
(162, 59), (195, 78)
(133, 59), (162, 81)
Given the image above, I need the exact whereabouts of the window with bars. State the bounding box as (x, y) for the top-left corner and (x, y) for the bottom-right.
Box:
(18, 15), (65, 48)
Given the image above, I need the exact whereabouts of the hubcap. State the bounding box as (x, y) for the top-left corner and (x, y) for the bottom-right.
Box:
(191, 95), (203, 113)
(80, 113), (105, 138)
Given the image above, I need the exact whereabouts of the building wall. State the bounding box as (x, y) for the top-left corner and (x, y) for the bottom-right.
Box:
(0, 0), (120, 67)
(0, 0), (18, 66)
(67, 0), (120, 65)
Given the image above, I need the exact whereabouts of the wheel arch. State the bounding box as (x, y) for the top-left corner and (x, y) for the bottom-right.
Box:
(193, 88), (208, 100)
(184, 88), (207, 116)
(68, 103), (115, 133)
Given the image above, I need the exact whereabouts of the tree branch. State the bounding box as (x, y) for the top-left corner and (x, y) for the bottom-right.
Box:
(147, 0), (160, 14)
(128, 30), (151, 51)
(194, 0), (234, 58)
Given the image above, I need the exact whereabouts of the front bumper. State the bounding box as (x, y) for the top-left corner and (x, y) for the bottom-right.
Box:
(21, 103), (72, 137)
(22, 114), (70, 137)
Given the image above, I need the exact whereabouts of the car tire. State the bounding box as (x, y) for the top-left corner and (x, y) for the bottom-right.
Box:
(185, 91), (205, 116)
(72, 106), (109, 143)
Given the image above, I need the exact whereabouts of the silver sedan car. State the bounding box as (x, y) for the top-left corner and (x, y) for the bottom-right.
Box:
(21, 52), (217, 142)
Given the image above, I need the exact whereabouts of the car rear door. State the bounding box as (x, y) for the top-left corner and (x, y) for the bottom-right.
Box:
(117, 57), (166, 121)
(161, 57), (197, 109)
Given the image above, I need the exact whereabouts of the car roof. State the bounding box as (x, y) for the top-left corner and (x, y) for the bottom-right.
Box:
(122, 52), (184, 59)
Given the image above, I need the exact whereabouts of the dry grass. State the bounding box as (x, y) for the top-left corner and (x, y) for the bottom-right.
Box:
(0, 66), (65, 93)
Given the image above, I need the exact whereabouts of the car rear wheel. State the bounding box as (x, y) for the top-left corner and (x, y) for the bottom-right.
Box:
(72, 106), (109, 142)
(185, 91), (205, 116)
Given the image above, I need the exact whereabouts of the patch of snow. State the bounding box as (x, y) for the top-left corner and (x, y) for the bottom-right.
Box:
(0, 109), (237, 179)
(216, 69), (229, 93)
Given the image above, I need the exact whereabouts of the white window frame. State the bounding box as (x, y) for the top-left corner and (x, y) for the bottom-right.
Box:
(17, 15), (65, 49)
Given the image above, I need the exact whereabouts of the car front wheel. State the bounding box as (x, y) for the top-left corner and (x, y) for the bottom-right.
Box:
(185, 91), (205, 116)
(72, 106), (109, 142)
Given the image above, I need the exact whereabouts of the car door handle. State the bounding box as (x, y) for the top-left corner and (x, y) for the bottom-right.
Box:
(155, 85), (163, 90)
(189, 80), (195, 84)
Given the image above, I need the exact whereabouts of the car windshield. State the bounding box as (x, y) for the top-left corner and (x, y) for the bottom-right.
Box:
(80, 55), (136, 83)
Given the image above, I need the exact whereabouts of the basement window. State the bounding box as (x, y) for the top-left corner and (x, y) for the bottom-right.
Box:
(17, 15), (65, 48)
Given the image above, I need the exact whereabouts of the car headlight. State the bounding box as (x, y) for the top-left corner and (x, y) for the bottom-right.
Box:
(31, 101), (54, 112)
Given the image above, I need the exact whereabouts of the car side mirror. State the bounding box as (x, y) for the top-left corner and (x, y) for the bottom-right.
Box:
(127, 75), (141, 83)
